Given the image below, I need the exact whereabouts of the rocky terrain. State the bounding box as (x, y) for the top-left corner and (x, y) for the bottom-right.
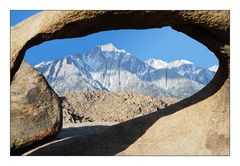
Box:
(61, 91), (178, 124)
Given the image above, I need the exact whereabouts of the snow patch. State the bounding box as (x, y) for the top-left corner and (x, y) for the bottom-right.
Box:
(34, 61), (53, 68)
(145, 59), (168, 69)
(98, 43), (129, 55)
(145, 58), (193, 69)
(208, 65), (219, 72)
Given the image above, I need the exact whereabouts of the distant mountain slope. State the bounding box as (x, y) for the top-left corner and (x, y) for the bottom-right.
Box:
(35, 43), (217, 99)
(145, 58), (217, 85)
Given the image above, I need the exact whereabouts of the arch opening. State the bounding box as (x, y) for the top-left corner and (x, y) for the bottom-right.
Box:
(22, 27), (219, 124)
(10, 11), (230, 155)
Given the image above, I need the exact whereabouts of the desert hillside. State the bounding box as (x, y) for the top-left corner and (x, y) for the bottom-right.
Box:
(61, 91), (178, 124)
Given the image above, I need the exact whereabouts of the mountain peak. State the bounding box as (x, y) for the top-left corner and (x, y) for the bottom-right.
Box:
(146, 58), (167, 64)
(208, 65), (219, 72)
(145, 59), (168, 69)
(145, 58), (193, 69)
(97, 43), (129, 55)
(172, 59), (193, 65)
(98, 43), (117, 52)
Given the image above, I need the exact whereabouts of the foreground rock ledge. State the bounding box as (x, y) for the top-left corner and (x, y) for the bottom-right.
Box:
(10, 61), (62, 152)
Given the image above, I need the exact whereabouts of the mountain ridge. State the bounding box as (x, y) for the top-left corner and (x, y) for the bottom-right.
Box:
(35, 43), (218, 99)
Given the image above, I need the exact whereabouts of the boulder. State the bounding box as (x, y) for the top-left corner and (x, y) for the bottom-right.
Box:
(10, 61), (62, 152)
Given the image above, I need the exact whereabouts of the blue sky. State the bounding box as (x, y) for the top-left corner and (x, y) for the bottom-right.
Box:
(11, 10), (218, 68)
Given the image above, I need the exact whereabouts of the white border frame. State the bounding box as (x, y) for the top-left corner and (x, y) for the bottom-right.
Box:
(1, 0), (240, 165)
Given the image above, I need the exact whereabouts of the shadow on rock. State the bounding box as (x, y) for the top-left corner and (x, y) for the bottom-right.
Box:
(57, 125), (113, 138)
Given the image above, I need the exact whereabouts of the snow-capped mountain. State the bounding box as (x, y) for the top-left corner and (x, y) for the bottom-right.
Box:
(145, 59), (193, 69)
(145, 58), (217, 85)
(35, 43), (217, 99)
(208, 65), (219, 72)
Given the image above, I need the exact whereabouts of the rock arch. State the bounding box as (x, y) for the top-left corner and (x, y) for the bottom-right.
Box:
(11, 10), (230, 155)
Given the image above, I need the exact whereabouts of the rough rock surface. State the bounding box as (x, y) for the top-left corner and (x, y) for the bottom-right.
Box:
(118, 79), (230, 155)
(10, 61), (62, 152)
(61, 91), (176, 124)
(11, 11), (229, 155)
(61, 96), (93, 124)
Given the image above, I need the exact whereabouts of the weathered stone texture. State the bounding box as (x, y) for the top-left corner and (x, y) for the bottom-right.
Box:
(11, 61), (62, 151)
